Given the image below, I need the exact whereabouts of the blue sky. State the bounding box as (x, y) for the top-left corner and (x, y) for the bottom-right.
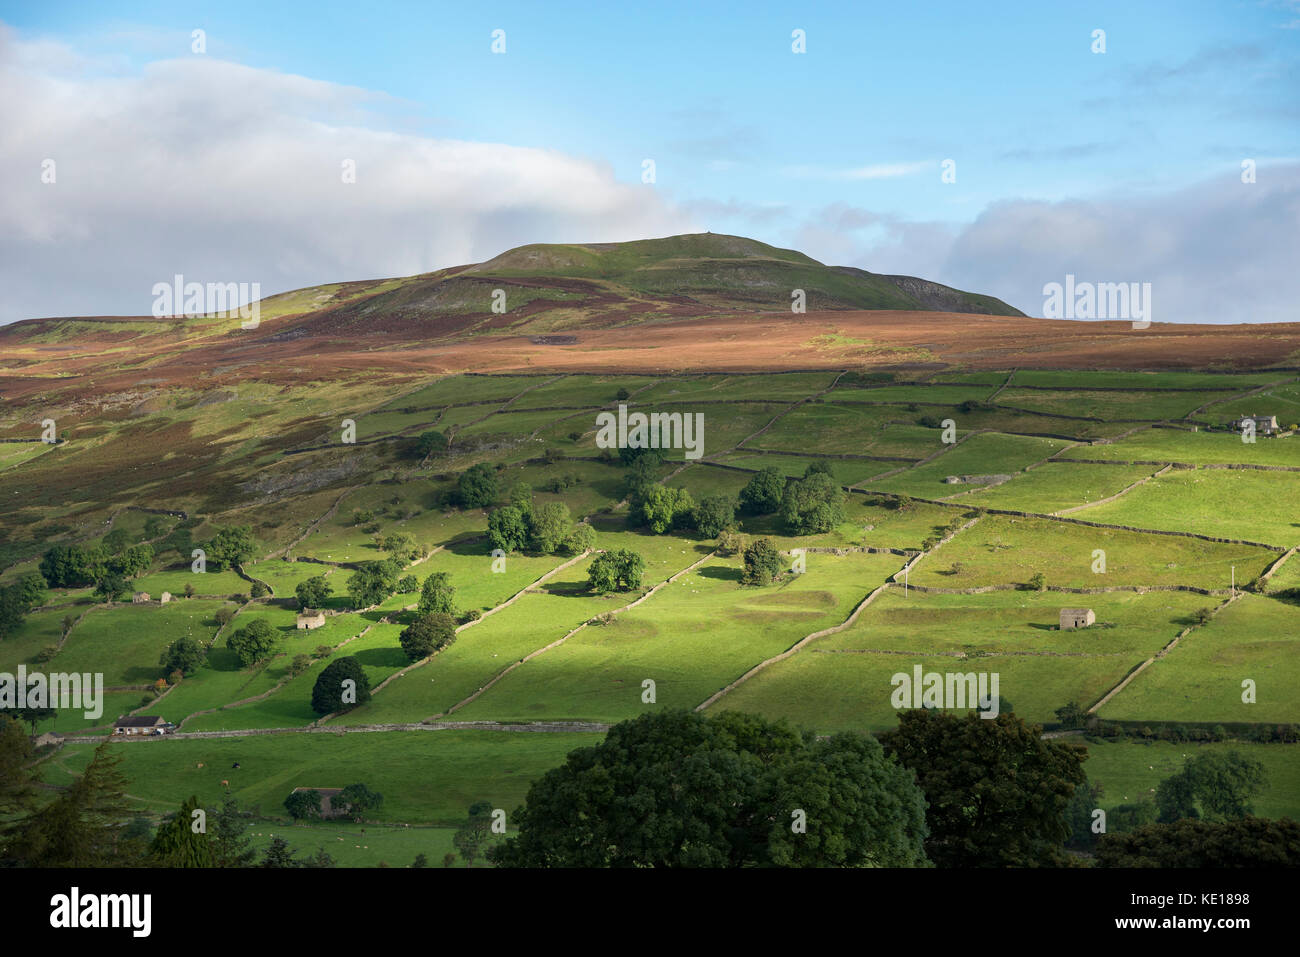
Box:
(2, 0), (1297, 322)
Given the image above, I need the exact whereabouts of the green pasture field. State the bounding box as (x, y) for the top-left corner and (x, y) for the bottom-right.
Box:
(1058, 428), (1300, 467)
(864, 432), (1067, 498)
(1190, 379), (1300, 424)
(1007, 370), (1287, 391)
(908, 514), (1275, 591)
(506, 374), (660, 409)
(1081, 740), (1300, 821)
(1098, 594), (1300, 724)
(10, 367), (1300, 863)
(714, 451), (902, 487)
(41, 729), (593, 825)
(454, 551), (906, 722)
(1074, 468), (1300, 547)
(709, 589), (1208, 731)
(996, 389), (1219, 422)
(754, 402), (937, 457)
(827, 384), (998, 405)
(955, 462), (1161, 513)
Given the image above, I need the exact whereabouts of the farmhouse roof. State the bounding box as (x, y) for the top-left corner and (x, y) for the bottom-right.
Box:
(1060, 607), (1094, 615)
(114, 715), (166, 728)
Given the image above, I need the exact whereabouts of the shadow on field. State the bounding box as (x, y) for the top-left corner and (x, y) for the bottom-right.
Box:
(697, 566), (742, 582)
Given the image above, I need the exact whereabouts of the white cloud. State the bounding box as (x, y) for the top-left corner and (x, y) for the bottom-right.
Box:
(0, 28), (695, 323)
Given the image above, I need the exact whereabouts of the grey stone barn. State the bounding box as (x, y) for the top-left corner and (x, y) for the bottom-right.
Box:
(1060, 608), (1096, 630)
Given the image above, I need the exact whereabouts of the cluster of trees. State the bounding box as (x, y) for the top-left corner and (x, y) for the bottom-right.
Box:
(739, 462), (845, 535)
(486, 482), (593, 556)
(347, 557), (403, 608)
(284, 783), (384, 821)
(40, 539), (155, 602)
(490, 707), (1300, 869)
(203, 525), (256, 571)
(490, 710), (929, 867)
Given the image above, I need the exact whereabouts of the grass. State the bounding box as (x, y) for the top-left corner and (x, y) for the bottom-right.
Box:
(1099, 594), (1300, 723)
(909, 514), (1275, 591)
(1074, 468), (1300, 547)
(710, 589), (1206, 731)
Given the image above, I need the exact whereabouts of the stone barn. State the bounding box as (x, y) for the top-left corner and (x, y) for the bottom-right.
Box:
(296, 609), (326, 630)
(1060, 608), (1096, 630)
(132, 592), (151, 603)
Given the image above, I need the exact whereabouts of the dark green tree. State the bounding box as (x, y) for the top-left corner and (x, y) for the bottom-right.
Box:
(739, 467), (785, 515)
(692, 494), (736, 538)
(1097, 817), (1300, 867)
(150, 795), (217, 867)
(587, 549), (645, 594)
(453, 800), (496, 867)
(310, 656), (371, 714)
(210, 798), (257, 867)
(338, 783), (384, 817)
(347, 558), (402, 608)
(528, 502), (573, 553)
(780, 472), (845, 535)
(160, 635), (206, 676)
(284, 789), (323, 820)
(456, 463), (499, 508)
(741, 537), (783, 586)
(398, 613), (457, 661)
(295, 575), (332, 609)
(1155, 749), (1268, 823)
(417, 571), (457, 617)
(487, 506), (529, 553)
(879, 708), (1087, 867)
(490, 710), (928, 868)
(205, 525), (257, 571)
(226, 618), (279, 667)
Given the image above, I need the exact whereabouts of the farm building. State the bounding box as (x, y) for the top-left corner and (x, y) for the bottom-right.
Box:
(1060, 608), (1096, 630)
(131, 592), (150, 603)
(113, 715), (168, 735)
(290, 787), (347, 819)
(1230, 414), (1279, 436)
(297, 609), (326, 630)
(160, 591), (172, 603)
